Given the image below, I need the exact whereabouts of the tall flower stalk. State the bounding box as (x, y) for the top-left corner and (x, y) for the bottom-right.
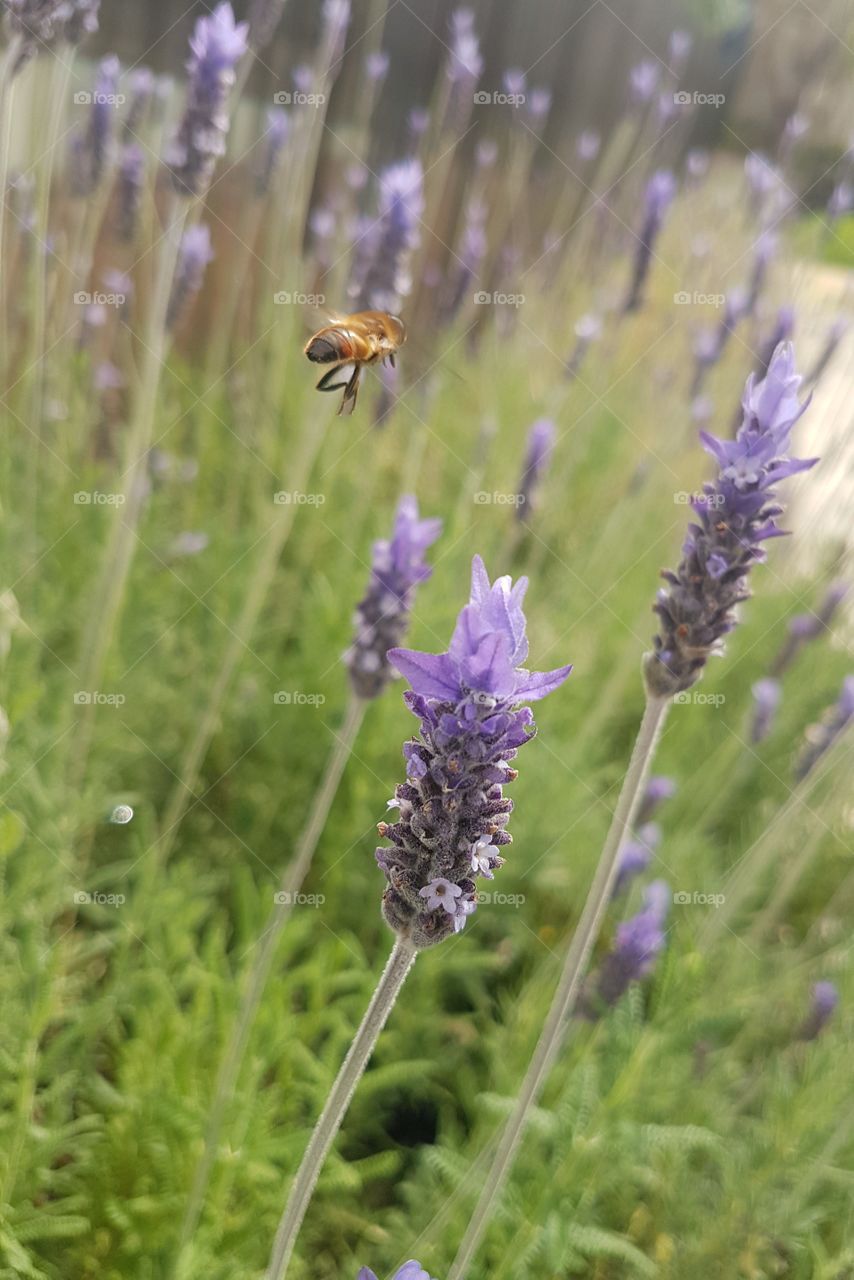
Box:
(264, 557), (571, 1279)
(447, 342), (817, 1279)
(173, 499), (441, 1265)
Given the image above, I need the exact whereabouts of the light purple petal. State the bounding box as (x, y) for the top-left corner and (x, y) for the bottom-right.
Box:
(514, 664), (573, 701)
(388, 648), (459, 699)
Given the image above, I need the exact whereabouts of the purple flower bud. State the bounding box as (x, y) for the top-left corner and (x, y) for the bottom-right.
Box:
(503, 68), (526, 98)
(586, 881), (671, 1012)
(254, 107), (289, 196)
(796, 981), (839, 1041)
(516, 418), (556, 522)
(613, 823), (661, 896)
(685, 148), (709, 182)
(475, 138), (498, 168)
(750, 677), (781, 743)
(576, 130), (601, 162)
(166, 223), (214, 330)
(166, 3), (248, 198)
(69, 54), (120, 196)
(637, 775), (676, 824)
(358, 1264), (436, 1280)
(365, 49), (390, 81)
(408, 107), (430, 139)
(123, 66), (155, 138)
(623, 170), (677, 314)
(169, 531), (209, 558)
(527, 87), (551, 122)
(344, 496), (442, 700)
(116, 143), (145, 242)
(645, 343), (818, 697)
(353, 159), (424, 313)
(447, 9), (483, 83)
(381, 557), (571, 947)
(795, 675), (854, 780)
(629, 59), (660, 104)
(94, 360), (125, 391)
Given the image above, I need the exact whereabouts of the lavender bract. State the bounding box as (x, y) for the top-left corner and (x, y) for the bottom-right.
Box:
(379, 557), (571, 948)
(344, 496), (442, 700)
(645, 343), (817, 697)
(165, 3), (248, 198)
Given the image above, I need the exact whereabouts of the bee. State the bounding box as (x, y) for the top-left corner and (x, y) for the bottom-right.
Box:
(304, 310), (406, 416)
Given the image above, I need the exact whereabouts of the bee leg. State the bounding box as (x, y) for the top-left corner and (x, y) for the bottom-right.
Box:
(338, 365), (361, 416)
(388, 353), (396, 368)
(316, 362), (355, 392)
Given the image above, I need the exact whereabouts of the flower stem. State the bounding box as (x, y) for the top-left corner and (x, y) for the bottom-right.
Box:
(447, 691), (671, 1280)
(265, 936), (418, 1280)
(173, 695), (367, 1266)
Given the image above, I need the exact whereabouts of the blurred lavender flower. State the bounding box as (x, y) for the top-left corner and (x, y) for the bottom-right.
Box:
(779, 110), (808, 162)
(750, 678), (782, 743)
(166, 223), (214, 330)
(169, 531), (209, 558)
(94, 361), (125, 391)
(645, 343), (817, 697)
(321, 0), (350, 66)
(623, 170), (676, 314)
(354, 159), (424, 313)
(827, 180), (853, 222)
(668, 29), (692, 74)
(691, 289), (746, 396)
(807, 318), (846, 387)
(584, 881), (670, 1013)
(796, 981), (839, 1040)
(123, 66), (154, 139)
(637, 775), (676, 824)
(527, 87), (551, 124)
(516, 418), (555, 523)
(770, 581), (847, 676)
(445, 7), (483, 127)
(358, 1264), (436, 1280)
(565, 312), (602, 380)
(629, 59), (660, 104)
(613, 823), (661, 896)
(345, 496), (442, 700)
(5, 0), (98, 67)
(116, 143), (144, 242)
(795, 676), (854, 780)
(166, 3), (248, 198)
(247, 0), (284, 51)
(408, 107), (430, 142)
(685, 148), (709, 183)
(576, 130), (600, 162)
(503, 68), (526, 98)
(254, 107), (289, 197)
(69, 54), (120, 197)
(379, 557), (572, 947)
(365, 50), (390, 82)
(745, 231), (778, 316)
(744, 152), (781, 221)
(445, 194), (487, 321)
(691, 394), (714, 427)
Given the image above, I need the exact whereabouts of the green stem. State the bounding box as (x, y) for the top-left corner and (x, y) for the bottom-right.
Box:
(265, 936), (418, 1280)
(447, 690), (671, 1280)
(173, 695), (367, 1268)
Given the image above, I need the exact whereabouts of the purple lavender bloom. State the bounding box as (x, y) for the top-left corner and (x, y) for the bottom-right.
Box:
(745, 231), (778, 316)
(750, 677), (782, 743)
(623, 170), (677, 314)
(685, 148), (709, 182)
(613, 823), (661, 896)
(637, 775), (676, 824)
(358, 1264), (436, 1280)
(796, 981), (839, 1041)
(629, 59), (660, 104)
(779, 110), (808, 162)
(645, 343), (818, 697)
(527, 87), (551, 123)
(770, 581), (847, 676)
(691, 289), (746, 395)
(166, 3), (248, 198)
(254, 107), (289, 197)
(344, 496), (442, 700)
(744, 152), (781, 221)
(576, 130), (601, 162)
(445, 7), (482, 129)
(69, 54), (120, 196)
(354, 159), (424, 313)
(565, 312), (602, 380)
(807, 317), (846, 386)
(365, 50), (390, 81)
(321, 0), (351, 66)
(586, 881), (670, 1012)
(5, 0), (97, 67)
(795, 675), (854, 781)
(116, 143), (144, 242)
(444, 194), (487, 322)
(408, 107), (430, 141)
(379, 557), (572, 948)
(63, 0), (100, 44)
(503, 68), (526, 98)
(247, 0), (285, 51)
(516, 418), (556, 523)
(166, 223), (214, 330)
(123, 66), (154, 139)
(668, 29), (692, 74)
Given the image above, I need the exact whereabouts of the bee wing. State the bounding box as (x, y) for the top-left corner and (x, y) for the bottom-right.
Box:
(316, 362), (356, 392)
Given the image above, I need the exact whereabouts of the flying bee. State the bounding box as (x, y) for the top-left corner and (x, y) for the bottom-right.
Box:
(304, 310), (406, 416)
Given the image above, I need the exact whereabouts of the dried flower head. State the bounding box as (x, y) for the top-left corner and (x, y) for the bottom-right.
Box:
(378, 557), (571, 947)
(645, 343), (817, 697)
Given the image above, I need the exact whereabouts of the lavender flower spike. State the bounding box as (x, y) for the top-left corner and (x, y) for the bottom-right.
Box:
(795, 675), (854, 780)
(623, 170), (676, 314)
(613, 822), (661, 896)
(796, 981), (839, 1040)
(637, 774), (676, 824)
(381, 557), (571, 948)
(750, 677), (781, 743)
(345, 496), (442, 700)
(645, 343), (818, 697)
(585, 880), (670, 1013)
(770, 580), (848, 676)
(516, 418), (556, 523)
(166, 223), (214, 330)
(70, 54), (120, 197)
(354, 159), (424, 313)
(166, 3), (248, 198)
(358, 1264), (437, 1280)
